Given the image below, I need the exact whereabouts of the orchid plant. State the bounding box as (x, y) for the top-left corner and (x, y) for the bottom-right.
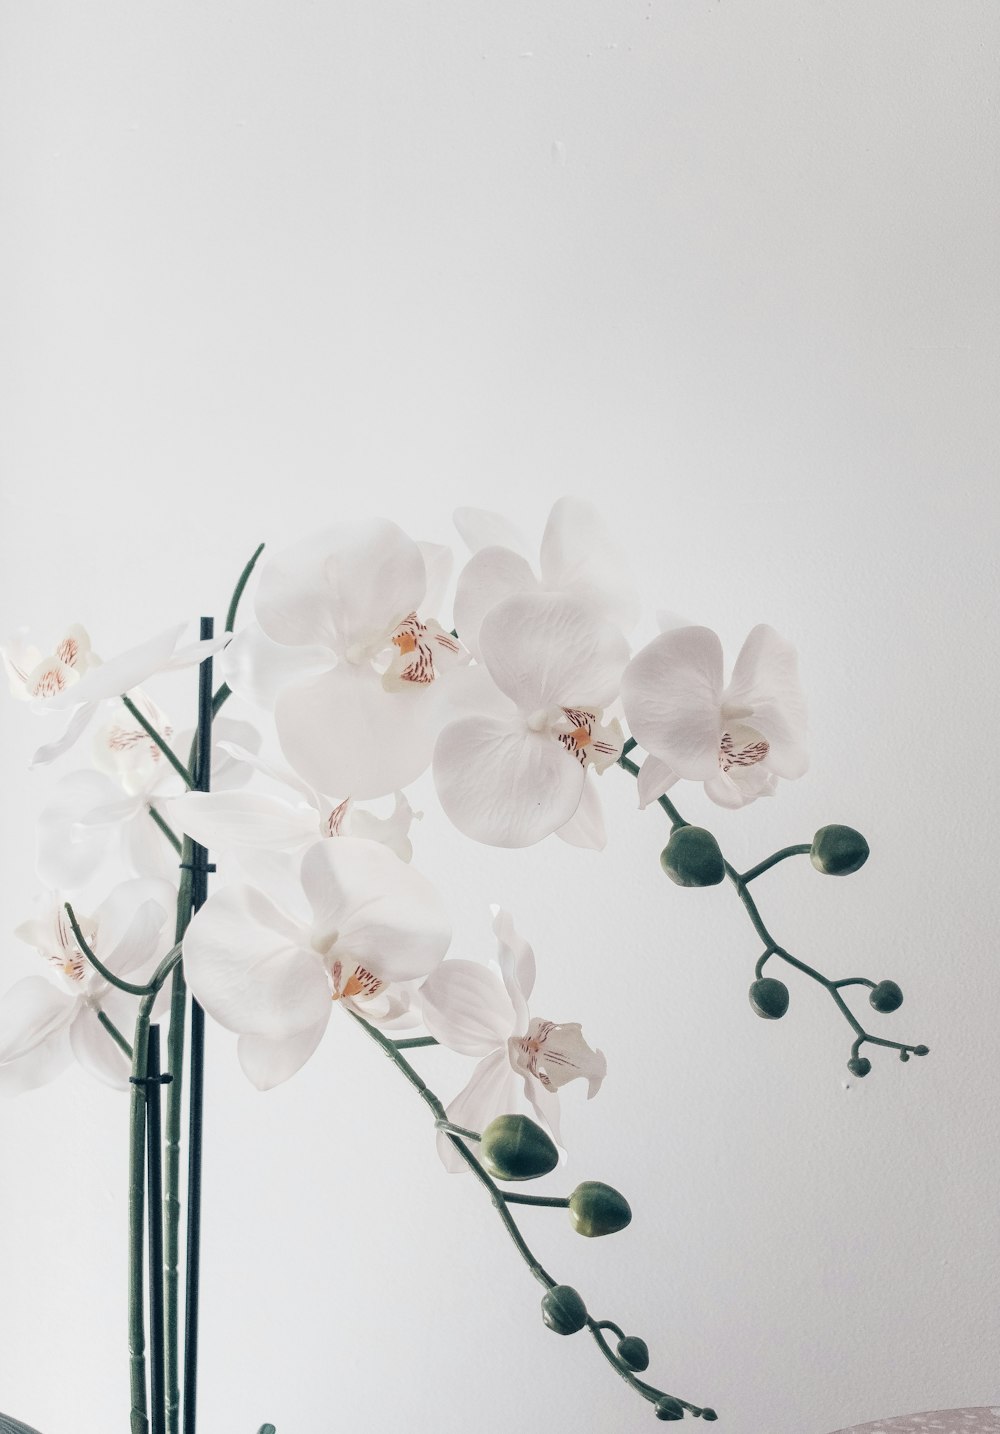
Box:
(0, 502), (928, 1432)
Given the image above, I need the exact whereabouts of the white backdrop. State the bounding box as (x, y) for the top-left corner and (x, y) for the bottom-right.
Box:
(1, 5), (997, 1434)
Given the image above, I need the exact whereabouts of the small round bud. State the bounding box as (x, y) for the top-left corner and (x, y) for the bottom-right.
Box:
(899, 1050), (910, 1062)
(480, 1114), (558, 1182)
(700, 1410), (718, 1422)
(654, 1396), (685, 1420)
(913, 1044), (929, 1056)
(660, 826), (725, 887)
(616, 1335), (650, 1372)
(810, 824), (870, 876)
(846, 1056), (872, 1078)
(569, 1181), (632, 1238)
(869, 979), (903, 1013)
(748, 976), (789, 1020)
(541, 1284), (587, 1336)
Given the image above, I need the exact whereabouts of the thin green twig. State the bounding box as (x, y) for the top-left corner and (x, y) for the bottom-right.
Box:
(121, 697), (194, 788)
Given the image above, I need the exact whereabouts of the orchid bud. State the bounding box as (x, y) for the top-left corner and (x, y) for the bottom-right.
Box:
(899, 1050), (910, 1062)
(616, 1335), (650, 1371)
(480, 1114), (558, 1182)
(541, 1284), (588, 1335)
(847, 1056), (872, 1078)
(568, 1181), (632, 1238)
(748, 977), (789, 1020)
(701, 1409), (718, 1421)
(810, 824), (869, 876)
(913, 1044), (929, 1056)
(654, 1395), (685, 1420)
(660, 826), (724, 887)
(869, 980), (903, 1013)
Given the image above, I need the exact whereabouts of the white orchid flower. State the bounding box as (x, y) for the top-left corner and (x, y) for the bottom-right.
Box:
(182, 837), (450, 1090)
(621, 624), (808, 810)
(0, 878), (173, 1095)
(37, 705), (260, 891)
(0, 621), (229, 767)
(219, 521), (467, 800)
(433, 592), (628, 847)
(418, 910), (606, 1173)
(453, 496), (639, 660)
(165, 742), (419, 899)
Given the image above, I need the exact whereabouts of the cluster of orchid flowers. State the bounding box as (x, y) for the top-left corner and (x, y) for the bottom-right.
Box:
(0, 500), (808, 1150)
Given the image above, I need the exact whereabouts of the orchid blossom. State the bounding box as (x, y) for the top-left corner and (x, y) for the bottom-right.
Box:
(0, 878), (173, 1094)
(0, 621), (229, 767)
(418, 910), (606, 1172)
(182, 837), (450, 1089)
(621, 624), (808, 809)
(433, 592), (628, 847)
(453, 496), (639, 660)
(220, 521), (467, 799)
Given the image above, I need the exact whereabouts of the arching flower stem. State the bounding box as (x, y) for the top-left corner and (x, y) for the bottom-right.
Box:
(618, 753), (928, 1066)
(121, 696), (194, 789)
(434, 1119), (482, 1141)
(348, 1008), (712, 1419)
(739, 845), (812, 883)
(392, 1035), (439, 1049)
(64, 902), (181, 997)
(97, 1007), (134, 1060)
(501, 1193), (571, 1208)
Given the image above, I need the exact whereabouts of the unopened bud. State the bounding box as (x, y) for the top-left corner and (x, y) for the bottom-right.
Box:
(655, 1396), (685, 1420)
(748, 977), (789, 1020)
(810, 824), (869, 876)
(480, 1114), (558, 1182)
(869, 980), (903, 1013)
(569, 1181), (632, 1238)
(616, 1335), (649, 1371)
(847, 1056), (872, 1078)
(541, 1284), (587, 1335)
(660, 826), (725, 887)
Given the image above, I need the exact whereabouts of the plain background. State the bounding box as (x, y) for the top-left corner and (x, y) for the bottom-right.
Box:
(1, 4), (998, 1433)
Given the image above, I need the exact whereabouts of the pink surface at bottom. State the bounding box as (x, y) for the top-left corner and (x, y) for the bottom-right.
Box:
(832, 1410), (1000, 1433)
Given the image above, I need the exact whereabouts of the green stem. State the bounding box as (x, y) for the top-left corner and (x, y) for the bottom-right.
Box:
(347, 1009), (705, 1416)
(618, 756), (927, 1063)
(434, 1119), (482, 1141)
(128, 948), (183, 1434)
(224, 542), (265, 633)
(121, 697), (194, 788)
(65, 903), (180, 997)
(163, 849), (194, 1434)
(96, 1007), (134, 1061)
(148, 806), (183, 856)
(392, 1036), (439, 1049)
(502, 1193), (570, 1209)
(740, 844), (812, 884)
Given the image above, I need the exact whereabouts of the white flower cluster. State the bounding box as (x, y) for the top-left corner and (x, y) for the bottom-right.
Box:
(0, 499), (807, 1168)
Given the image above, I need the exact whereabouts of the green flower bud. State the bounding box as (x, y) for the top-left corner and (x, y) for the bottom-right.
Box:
(869, 979), (903, 1013)
(654, 1396), (685, 1420)
(541, 1284), (588, 1335)
(847, 1056), (872, 1078)
(913, 1044), (929, 1056)
(701, 1410), (718, 1421)
(899, 1050), (910, 1062)
(810, 824), (870, 876)
(660, 826), (725, 887)
(480, 1114), (559, 1182)
(568, 1181), (632, 1238)
(616, 1335), (650, 1371)
(748, 976), (789, 1020)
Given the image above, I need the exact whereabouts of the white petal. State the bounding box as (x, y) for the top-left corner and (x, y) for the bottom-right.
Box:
(433, 714), (586, 847)
(275, 663), (442, 800)
(453, 547), (539, 660)
(453, 507), (529, 556)
(214, 739), (318, 805)
(492, 908), (536, 1025)
(347, 792), (419, 862)
(522, 1078), (564, 1153)
(419, 961), (514, 1055)
(40, 624), (187, 712)
(539, 496), (639, 631)
(36, 770), (122, 890)
(724, 625), (808, 779)
(0, 978), (74, 1063)
(436, 1047), (520, 1174)
(100, 897), (171, 978)
(555, 772), (607, 850)
(301, 838), (450, 985)
(636, 754), (679, 809)
(0, 1026), (73, 1096)
(703, 765), (777, 810)
(218, 621), (335, 708)
(166, 792), (318, 853)
(94, 877), (174, 966)
(255, 520), (426, 657)
(162, 632), (231, 671)
(30, 702), (98, 767)
(183, 886), (328, 1040)
(621, 627), (724, 779)
(69, 1007), (132, 1089)
(418, 542), (454, 619)
(123, 805), (180, 882)
(237, 1014), (329, 1090)
(519, 1019), (607, 1097)
(479, 593), (629, 712)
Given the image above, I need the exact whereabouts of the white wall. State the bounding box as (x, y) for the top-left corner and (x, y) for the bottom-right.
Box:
(1, 5), (997, 1433)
